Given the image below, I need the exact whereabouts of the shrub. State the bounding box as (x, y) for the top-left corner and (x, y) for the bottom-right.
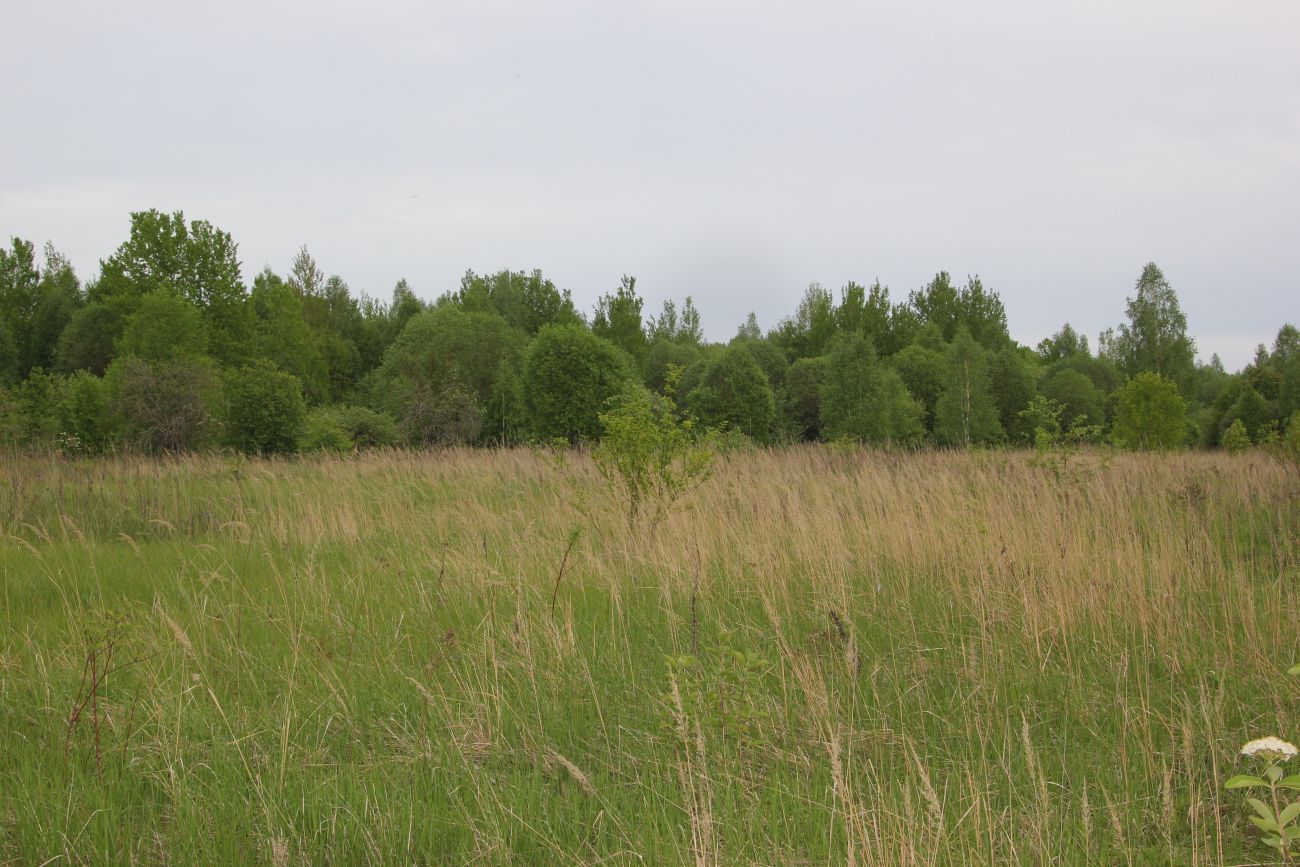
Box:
(524, 324), (633, 442)
(820, 333), (923, 445)
(594, 380), (715, 532)
(106, 356), (223, 453)
(224, 361), (306, 455)
(58, 371), (109, 454)
(1111, 372), (1186, 451)
(400, 384), (483, 446)
(303, 405), (401, 452)
(1222, 418), (1250, 454)
(684, 344), (776, 442)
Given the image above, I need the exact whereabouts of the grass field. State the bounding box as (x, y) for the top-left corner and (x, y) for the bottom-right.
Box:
(1, 447), (1297, 865)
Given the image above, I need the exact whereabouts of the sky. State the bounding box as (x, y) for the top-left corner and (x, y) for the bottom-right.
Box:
(2, 0), (1297, 371)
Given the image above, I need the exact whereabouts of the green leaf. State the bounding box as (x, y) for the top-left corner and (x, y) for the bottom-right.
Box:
(1280, 801), (1300, 825)
(1267, 765), (1285, 783)
(1288, 662), (1300, 676)
(1248, 797), (1277, 824)
(1226, 774), (1267, 789)
(1262, 834), (1284, 848)
(1250, 815), (1281, 833)
(1280, 775), (1300, 791)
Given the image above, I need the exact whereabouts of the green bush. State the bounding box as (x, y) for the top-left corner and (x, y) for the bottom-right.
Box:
(224, 361), (306, 455)
(820, 333), (923, 445)
(684, 344), (776, 442)
(1222, 418), (1250, 454)
(106, 356), (223, 453)
(1112, 372), (1187, 451)
(524, 324), (633, 442)
(302, 405), (401, 452)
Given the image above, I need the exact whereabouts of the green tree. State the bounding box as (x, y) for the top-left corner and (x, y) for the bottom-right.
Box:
(647, 297), (705, 345)
(594, 381), (715, 532)
(523, 324), (633, 442)
(783, 355), (830, 441)
(224, 361), (307, 455)
(1041, 368), (1106, 429)
(58, 371), (109, 454)
(734, 337), (788, 392)
(891, 342), (946, 435)
(1111, 372), (1187, 450)
(772, 283), (837, 359)
(374, 306), (526, 440)
(248, 268), (329, 404)
(55, 303), (120, 375)
(0, 242), (84, 379)
(1106, 263), (1196, 388)
(451, 269), (582, 335)
(1036, 323), (1090, 363)
(1221, 419), (1250, 454)
(935, 328), (1004, 446)
(685, 343), (777, 441)
(93, 210), (252, 366)
(835, 280), (893, 349)
(644, 337), (702, 395)
(988, 347), (1039, 443)
(0, 238), (40, 378)
(910, 273), (1009, 350)
(1222, 386), (1272, 444)
(819, 333), (924, 444)
(592, 275), (649, 364)
(116, 290), (208, 363)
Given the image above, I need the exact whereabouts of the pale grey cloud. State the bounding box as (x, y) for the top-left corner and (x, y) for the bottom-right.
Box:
(2, 0), (1297, 369)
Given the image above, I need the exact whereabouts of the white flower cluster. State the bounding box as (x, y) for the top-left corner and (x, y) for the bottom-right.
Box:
(1240, 736), (1299, 761)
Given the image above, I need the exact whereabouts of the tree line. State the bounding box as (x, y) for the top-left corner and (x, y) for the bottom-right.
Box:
(1, 209), (1296, 455)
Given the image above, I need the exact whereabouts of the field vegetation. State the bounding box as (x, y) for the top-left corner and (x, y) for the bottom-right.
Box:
(2, 446), (1296, 864)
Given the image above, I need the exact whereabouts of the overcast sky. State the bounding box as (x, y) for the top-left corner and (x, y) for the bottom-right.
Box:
(2, 0), (1297, 370)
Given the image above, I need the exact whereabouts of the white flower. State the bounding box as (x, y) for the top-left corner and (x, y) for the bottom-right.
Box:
(1240, 736), (1299, 761)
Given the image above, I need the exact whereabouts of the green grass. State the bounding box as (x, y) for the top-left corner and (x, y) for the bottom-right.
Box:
(1, 447), (1297, 864)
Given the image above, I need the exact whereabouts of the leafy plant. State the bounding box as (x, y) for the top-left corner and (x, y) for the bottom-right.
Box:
(1225, 663), (1300, 862)
(663, 628), (771, 753)
(594, 370), (715, 533)
(1222, 418), (1251, 454)
(1020, 395), (1104, 484)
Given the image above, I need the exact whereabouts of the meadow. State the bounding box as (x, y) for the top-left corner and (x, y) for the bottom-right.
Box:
(0, 446), (1297, 865)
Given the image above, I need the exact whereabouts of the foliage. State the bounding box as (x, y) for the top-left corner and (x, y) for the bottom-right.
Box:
(1224, 667), (1300, 861)
(223, 361), (306, 455)
(106, 356), (223, 453)
(594, 377), (715, 532)
(935, 328), (1004, 446)
(1104, 262), (1196, 388)
(399, 383), (484, 446)
(1222, 419), (1251, 454)
(1111, 372), (1187, 451)
(592, 275), (648, 364)
(1040, 368), (1106, 430)
(116, 289), (207, 363)
(891, 341), (946, 434)
(819, 333), (923, 445)
(644, 337), (702, 395)
(301, 405), (401, 452)
(524, 324), (634, 442)
(988, 346), (1039, 443)
(450, 269), (582, 335)
(664, 629), (771, 753)
(1019, 395), (1105, 484)
(783, 355), (829, 441)
(684, 343), (776, 442)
